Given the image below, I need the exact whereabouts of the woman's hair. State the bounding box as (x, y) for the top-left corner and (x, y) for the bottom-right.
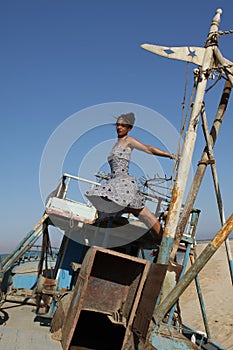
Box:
(117, 112), (135, 126)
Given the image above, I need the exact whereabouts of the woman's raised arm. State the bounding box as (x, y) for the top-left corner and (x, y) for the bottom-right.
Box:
(127, 136), (176, 159)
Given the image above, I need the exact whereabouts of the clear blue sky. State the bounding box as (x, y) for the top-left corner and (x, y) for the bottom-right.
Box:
(1, 0), (233, 253)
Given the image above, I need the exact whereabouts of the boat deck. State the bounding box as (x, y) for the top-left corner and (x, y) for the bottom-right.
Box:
(0, 302), (62, 350)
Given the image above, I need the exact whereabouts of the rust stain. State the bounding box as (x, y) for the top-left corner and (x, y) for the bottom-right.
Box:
(212, 213), (233, 248)
(167, 186), (179, 215)
(163, 186), (180, 238)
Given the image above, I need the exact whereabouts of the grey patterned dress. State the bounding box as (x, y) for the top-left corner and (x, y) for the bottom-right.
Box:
(85, 145), (145, 215)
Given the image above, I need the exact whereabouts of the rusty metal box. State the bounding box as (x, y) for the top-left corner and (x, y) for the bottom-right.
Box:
(61, 246), (150, 350)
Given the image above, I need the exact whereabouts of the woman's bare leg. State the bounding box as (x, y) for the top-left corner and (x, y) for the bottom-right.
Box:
(131, 206), (163, 243)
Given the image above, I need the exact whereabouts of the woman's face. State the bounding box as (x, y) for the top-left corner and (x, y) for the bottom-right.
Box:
(116, 117), (132, 138)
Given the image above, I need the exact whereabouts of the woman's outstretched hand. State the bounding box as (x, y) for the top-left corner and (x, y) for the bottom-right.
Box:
(170, 153), (179, 161)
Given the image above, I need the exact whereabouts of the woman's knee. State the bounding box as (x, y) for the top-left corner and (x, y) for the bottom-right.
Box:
(127, 207), (142, 217)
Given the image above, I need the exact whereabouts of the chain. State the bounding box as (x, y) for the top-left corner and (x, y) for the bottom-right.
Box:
(208, 30), (233, 37)
(218, 29), (233, 36)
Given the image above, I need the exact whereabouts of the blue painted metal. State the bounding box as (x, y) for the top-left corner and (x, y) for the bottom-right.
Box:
(150, 331), (198, 350)
(13, 274), (37, 290)
(166, 209), (210, 338)
(224, 239), (233, 285)
(229, 258), (233, 282)
(54, 234), (88, 290)
(167, 243), (192, 328)
(192, 257), (211, 340)
(157, 236), (174, 265)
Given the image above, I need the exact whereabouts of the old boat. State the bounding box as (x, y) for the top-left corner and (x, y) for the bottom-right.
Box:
(0, 8), (233, 350)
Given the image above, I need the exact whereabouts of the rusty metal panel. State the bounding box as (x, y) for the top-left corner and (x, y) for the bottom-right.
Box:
(132, 263), (168, 340)
(83, 276), (129, 314)
(60, 247), (95, 350)
(61, 246), (150, 350)
(51, 292), (73, 341)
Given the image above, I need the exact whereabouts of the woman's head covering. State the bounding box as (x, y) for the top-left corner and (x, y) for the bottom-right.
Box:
(117, 112), (135, 127)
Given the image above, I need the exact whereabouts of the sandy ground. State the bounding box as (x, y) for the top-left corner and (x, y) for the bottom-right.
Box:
(179, 239), (233, 349)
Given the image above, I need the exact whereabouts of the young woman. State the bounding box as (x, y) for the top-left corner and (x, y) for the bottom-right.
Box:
(85, 112), (176, 243)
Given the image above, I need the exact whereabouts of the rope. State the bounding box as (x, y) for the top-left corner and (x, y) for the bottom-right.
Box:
(205, 72), (223, 93)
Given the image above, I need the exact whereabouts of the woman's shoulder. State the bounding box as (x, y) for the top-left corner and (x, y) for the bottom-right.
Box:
(125, 136), (140, 148)
(113, 136), (141, 151)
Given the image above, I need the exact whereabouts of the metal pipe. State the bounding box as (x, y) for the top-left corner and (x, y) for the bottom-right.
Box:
(201, 107), (233, 284)
(167, 210), (203, 329)
(153, 212), (233, 324)
(225, 238), (233, 284)
(201, 107), (224, 222)
(158, 9), (222, 265)
(186, 211), (211, 338)
(2, 213), (48, 270)
(63, 172), (100, 186)
(189, 253), (211, 339)
(62, 176), (71, 199)
(171, 79), (232, 261)
(2, 226), (44, 273)
(167, 243), (192, 328)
